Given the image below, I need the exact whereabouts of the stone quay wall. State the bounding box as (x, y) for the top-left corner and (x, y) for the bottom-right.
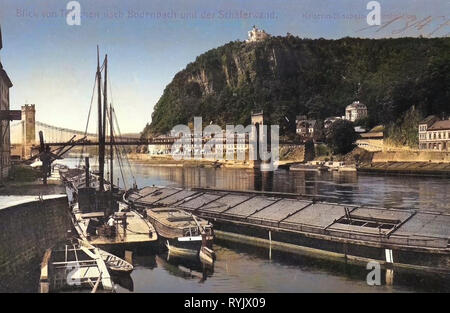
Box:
(0, 196), (71, 292)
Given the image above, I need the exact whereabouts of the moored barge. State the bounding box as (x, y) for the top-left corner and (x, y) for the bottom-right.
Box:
(125, 186), (450, 274)
(145, 207), (213, 256)
(124, 187), (214, 256)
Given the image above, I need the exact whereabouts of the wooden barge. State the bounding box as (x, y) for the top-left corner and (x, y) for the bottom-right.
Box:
(60, 168), (158, 248)
(126, 186), (450, 274)
(144, 207), (214, 256)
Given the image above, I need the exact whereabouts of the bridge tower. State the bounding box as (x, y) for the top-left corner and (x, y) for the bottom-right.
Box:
(21, 104), (36, 158)
(250, 111), (274, 189)
(250, 111), (264, 169)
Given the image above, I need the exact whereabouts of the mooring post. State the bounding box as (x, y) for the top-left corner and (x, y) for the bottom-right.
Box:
(268, 230), (272, 260)
(386, 269), (394, 286)
(85, 157), (90, 188)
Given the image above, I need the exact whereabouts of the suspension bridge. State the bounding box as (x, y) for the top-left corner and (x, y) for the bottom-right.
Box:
(8, 105), (296, 162)
(9, 118), (175, 159)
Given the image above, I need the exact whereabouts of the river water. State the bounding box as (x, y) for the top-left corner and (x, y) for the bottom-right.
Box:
(62, 159), (450, 292)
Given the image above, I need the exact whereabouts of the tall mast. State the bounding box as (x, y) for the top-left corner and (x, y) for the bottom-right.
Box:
(109, 103), (114, 205)
(97, 46), (105, 192)
(100, 54), (108, 192)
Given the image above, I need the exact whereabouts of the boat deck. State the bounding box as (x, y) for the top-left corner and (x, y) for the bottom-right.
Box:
(147, 208), (209, 229)
(128, 187), (450, 252)
(74, 209), (158, 246)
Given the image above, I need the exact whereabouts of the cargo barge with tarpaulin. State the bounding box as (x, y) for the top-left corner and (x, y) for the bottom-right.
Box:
(125, 186), (450, 274)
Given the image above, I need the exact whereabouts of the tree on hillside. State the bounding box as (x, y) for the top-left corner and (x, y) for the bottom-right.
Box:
(385, 106), (422, 148)
(326, 120), (358, 155)
(143, 36), (450, 137)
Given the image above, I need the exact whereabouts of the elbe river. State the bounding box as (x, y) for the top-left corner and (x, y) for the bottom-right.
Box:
(62, 159), (450, 292)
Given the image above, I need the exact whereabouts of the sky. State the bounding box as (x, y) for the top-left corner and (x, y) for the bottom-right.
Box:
(0, 0), (448, 133)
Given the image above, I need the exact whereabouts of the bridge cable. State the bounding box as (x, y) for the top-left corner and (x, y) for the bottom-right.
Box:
(112, 106), (136, 187)
(78, 73), (98, 167)
(107, 74), (137, 188)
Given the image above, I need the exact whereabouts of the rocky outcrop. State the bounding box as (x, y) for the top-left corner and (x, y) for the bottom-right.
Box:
(144, 36), (449, 136)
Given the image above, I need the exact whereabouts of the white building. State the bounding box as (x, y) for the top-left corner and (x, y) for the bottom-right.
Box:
(148, 135), (172, 155)
(419, 116), (450, 151)
(345, 101), (368, 122)
(246, 26), (270, 43)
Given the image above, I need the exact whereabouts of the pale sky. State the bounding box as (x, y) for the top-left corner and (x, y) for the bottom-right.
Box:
(0, 0), (448, 133)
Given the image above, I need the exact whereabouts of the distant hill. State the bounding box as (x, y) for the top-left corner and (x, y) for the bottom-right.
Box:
(121, 133), (140, 138)
(143, 36), (449, 136)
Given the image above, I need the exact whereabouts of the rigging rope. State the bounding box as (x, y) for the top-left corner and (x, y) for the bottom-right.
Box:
(112, 108), (136, 186)
(78, 73), (98, 167)
(107, 73), (137, 189)
(73, 56), (137, 192)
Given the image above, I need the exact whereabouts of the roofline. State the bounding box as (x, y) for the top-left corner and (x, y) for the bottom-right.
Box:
(419, 115), (438, 124)
(0, 68), (12, 88)
(428, 126), (450, 131)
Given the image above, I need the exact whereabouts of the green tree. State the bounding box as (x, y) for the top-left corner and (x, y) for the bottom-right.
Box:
(326, 120), (358, 154)
(385, 106), (422, 148)
(143, 36), (450, 137)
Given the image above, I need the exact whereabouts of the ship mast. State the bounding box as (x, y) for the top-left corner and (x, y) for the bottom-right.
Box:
(97, 46), (105, 192)
(109, 102), (114, 206)
(101, 54), (108, 192)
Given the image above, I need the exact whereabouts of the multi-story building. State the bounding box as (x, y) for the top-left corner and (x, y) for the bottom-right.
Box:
(0, 27), (13, 179)
(419, 116), (450, 151)
(345, 101), (368, 122)
(295, 115), (317, 140)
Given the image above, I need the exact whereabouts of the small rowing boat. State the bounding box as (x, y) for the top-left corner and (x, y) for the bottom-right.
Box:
(39, 238), (114, 293)
(77, 239), (134, 274)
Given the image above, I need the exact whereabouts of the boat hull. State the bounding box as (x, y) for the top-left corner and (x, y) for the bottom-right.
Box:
(164, 237), (204, 257)
(213, 218), (450, 274)
(145, 207), (214, 256)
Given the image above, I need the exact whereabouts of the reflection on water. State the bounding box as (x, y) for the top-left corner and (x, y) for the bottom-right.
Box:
(125, 162), (449, 212)
(113, 241), (449, 293)
(155, 253), (214, 283)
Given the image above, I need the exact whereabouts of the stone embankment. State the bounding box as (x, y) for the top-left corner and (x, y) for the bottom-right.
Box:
(357, 150), (450, 176)
(0, 195), (71, 292)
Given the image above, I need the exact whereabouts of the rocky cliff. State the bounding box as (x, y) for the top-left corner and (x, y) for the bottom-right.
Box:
(143, 36), (449, 136)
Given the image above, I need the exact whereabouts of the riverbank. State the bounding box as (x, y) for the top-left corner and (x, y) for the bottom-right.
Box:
(349, 149), (450, 177)
(128, 153), (250, 168)
(357, 161), (450, 177)
(128, 149), (450, 177)
(0, 165), (65, 196)
(127, 153), (301, 169)
(334, 148), (450, 177)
